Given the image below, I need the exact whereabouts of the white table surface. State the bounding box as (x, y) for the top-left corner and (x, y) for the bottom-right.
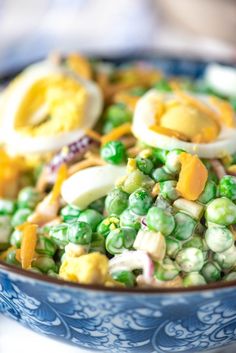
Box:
(0, 315), (91, 353)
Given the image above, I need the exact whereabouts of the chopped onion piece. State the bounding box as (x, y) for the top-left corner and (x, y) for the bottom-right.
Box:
(48, 135), (98, 173)
(109, 250), (154, 281)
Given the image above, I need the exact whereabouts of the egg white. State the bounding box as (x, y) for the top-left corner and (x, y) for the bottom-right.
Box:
(1, 61), (103, 154)
(132, 89), (236, 159)
(61, 164), (127, 209)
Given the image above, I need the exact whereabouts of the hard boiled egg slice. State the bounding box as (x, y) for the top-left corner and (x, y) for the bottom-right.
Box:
(61, 164), (126, 210)
(0, 61), (103, 155)
(132, 89), (236, 158)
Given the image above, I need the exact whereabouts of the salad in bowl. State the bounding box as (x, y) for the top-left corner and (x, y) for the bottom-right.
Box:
(0, 54), (236, 290)
(2, 54), (236, 353)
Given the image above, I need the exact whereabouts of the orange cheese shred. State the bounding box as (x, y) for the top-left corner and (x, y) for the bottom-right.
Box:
(101, 123), (132, 145)
(209, 96), (235, 128)
(149, 125), (189, 141)
(85, 129), (102, 142)
(67, 54), (92, 80)
(68, 158), (106, 176)
(18, 223), (38, 270)
(154, 100), (166, 125)
(113, 92), (139, 112)
(50, 163), (68, 203)
(176, 152), (208, 201)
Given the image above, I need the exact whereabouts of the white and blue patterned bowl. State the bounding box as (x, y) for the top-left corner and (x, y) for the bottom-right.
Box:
(1, 57), (236, 353)
(1, 261), (236, 353)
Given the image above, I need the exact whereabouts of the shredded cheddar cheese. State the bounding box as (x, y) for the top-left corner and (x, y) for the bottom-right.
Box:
(101, 122), (132, 145)
(149, 125), (189, 141)
(17, 222), (38, 270)
(50, 163), (68, 203)
(210, 96), (235, 128)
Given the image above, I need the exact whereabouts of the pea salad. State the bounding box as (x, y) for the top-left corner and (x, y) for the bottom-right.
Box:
(0, 54), (236, 289)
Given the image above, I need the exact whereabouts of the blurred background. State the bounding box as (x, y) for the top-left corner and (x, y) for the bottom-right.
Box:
(0, 0), (236, 75)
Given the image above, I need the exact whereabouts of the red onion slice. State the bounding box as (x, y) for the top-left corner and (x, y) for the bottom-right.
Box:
(210, 159), (226, 179)
(109, 250), (154, 282)
(48, 134), (98, 173)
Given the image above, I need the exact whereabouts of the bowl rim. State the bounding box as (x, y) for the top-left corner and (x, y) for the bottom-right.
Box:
(1, 259), (236, 294)
(1, 56), (236, 295)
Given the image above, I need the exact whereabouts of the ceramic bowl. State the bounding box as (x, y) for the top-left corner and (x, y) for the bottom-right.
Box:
(1, 261), (236, 353)
(1, 57), (235, 353)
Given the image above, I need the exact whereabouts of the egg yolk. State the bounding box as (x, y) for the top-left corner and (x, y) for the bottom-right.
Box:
(159, 103), (220, 143)
(14, 74), (87, 136)
(59, 252), (109, 285)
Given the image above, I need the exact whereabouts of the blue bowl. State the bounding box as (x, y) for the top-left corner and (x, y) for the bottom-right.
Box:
(1, 261), (236, 353)
(1, 57), (236, 353)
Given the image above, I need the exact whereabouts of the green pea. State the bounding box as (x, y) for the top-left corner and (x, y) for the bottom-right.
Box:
(112, 270), (136, 287)
(32, 256), (57, 274)
(105, 227), (136, 255)
(101, 141), (126, 165)
(105, 189), (129, 216)
(120, 208), (141, 231)
(102, 120), (116, 134)
(129, 188), (153, 215)
(90, 232), (105, 253)
(146, 207), (175, 236)
(104, 104), (132, 126)
(159, 180), (180, 201)
(219, 175), (236, 200)
(5, 249), (21, 266)
(136, 157), (154, 175)
(67, 221), (92, 245)
(60, 205), (81, 222)
(47, 270), (59, 277)
(176, 247), (204, 272)
(154, 258), (179, 281)
(78, 209), (103, 231)
(165, 236), (182, 258)
(49, 223), (69, 248)
(154, 195), (172, 212)
(198, 180), (217, 204)
(154, 79), (172, 92)
(165, 149), (184, 174)
(205, 226), (233, 253)
(122, 169), (154, 194)
(97, 216), (120, 237)
(183, 272), (206, 287)
(223, 272), (236, 281)
(17, 187), (41, 209)
(89, 197), (105, 214)
(30, 267), (43, 274)
(0, 216), (12, 250)
(36, 235), (57, 256)
(201, 261), (221, 283)
(205, 197), (236, 226)
(152, 167), (174, 183)
(11, 208), (32, 227)
(213, 245), (236, 269)
(10, 229), (22, 248)
(151, 147), (168, 164)
(0, 199), (16, 215)
(172, 212), (196, 241)
(183, 234), (204, 250)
